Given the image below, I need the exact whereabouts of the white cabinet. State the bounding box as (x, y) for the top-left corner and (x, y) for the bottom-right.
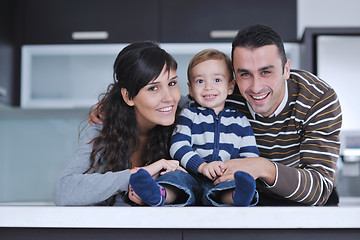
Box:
(21, 43), (300, 108)
(21, 44), (126, 108)
(20, 43), (233, 108)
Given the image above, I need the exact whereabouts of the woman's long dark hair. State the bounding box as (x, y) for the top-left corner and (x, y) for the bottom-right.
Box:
(87, 42), (178, 173)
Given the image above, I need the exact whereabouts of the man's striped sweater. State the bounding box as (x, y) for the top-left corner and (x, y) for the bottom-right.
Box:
(227, 69), (342, 206)
(170, 103), (259, 175)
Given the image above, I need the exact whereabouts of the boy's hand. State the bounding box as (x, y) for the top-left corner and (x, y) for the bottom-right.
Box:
(198, 161), (225, 181)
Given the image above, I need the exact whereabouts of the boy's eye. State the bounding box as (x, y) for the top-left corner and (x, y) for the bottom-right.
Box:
(196, 79), (204, 84)
(214, 78), (221, 83)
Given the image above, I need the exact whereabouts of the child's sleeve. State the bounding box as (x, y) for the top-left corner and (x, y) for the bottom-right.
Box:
(237, 114), (260, 158)
(169, 108), (206, 174)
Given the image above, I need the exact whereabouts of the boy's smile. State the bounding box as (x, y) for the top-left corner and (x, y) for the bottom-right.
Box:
(188, 59), (235, 115)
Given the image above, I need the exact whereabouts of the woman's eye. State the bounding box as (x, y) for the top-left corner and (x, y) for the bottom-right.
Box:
(169, 81), (177, 87)
(148, 86), (158, 91)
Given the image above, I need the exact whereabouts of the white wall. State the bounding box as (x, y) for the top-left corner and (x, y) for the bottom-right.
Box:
(0, 109), (88, 203)
(297, 1), (360, 192)
(317, 36), (360, 131)
(297, 0), (360, 38)
(298, 0), (360, 131)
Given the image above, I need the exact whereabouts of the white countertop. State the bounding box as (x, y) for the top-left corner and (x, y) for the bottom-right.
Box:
(1, 205), (359, 229)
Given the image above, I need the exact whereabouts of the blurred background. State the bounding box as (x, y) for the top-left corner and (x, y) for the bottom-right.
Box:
(1, 0), (360, 203)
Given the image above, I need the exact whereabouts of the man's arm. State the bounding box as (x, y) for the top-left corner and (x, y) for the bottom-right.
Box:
(269, 88), (341, 205)
(216, 88), (342, 206)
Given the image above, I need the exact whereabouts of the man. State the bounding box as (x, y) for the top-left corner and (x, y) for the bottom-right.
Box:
(214, 24), (342, 206)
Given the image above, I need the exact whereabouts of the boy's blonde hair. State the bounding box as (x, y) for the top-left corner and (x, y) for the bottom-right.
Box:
(187, 49), (233, 83)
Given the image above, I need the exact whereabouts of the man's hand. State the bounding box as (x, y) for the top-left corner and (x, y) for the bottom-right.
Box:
(198, 161), (225, 181)
(213, 157), (276, 185)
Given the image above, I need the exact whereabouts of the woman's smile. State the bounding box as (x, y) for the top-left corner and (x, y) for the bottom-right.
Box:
(131, 66), (180, 131)
(157, 105), (175, 113)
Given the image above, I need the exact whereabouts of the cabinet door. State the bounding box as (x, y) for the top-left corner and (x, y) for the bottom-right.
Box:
(23, 0), (160, 44)
(0, 0), (19, 105)
(160, 0), (297, 42)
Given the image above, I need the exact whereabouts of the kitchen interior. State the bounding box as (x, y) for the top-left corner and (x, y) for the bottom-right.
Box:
(1, 0), (360, 239)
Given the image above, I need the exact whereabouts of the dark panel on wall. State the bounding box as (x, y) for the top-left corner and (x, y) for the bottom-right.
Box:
(160, 0), (297, 42)
(1, 228), (360, 240)
(0, 0), (20, 106)
(184, 229), (360, 240)
(22, 0), (160, 44)
(0, 228), (182, 240)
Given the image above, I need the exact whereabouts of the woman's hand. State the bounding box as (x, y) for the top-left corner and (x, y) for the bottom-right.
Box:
(135, 159), (187, 179)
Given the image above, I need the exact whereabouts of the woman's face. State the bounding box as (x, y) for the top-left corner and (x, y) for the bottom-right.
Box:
(126, 65), (180, 133)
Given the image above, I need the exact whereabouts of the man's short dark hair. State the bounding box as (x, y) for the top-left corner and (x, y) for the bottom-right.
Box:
(231, 24), (287, 68)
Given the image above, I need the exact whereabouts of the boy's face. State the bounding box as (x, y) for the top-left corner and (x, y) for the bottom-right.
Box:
(188, 59), (235, 114)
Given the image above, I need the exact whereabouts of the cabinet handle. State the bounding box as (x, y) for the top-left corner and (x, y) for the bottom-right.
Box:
(71, 31), (109, 40)
(210, 30), (238, 39)
(0, 86), (7, 97)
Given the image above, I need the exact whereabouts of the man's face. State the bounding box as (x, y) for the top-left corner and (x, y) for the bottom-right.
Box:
(233, 45), (290, 117)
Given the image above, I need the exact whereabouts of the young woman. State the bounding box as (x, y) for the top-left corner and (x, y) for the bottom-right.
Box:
(54, 41), (194, 206)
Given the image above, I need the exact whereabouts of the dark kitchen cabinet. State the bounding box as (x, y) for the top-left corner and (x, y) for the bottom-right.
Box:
(2, 0), (299, 107)
(0, 0), (21, 105)
(22, 0), (160, 44)
(160, 0), (297, 43)
(23, 0), (297, 45)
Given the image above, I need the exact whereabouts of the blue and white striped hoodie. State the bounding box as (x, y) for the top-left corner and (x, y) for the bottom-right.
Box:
(170, 102), (259, 174)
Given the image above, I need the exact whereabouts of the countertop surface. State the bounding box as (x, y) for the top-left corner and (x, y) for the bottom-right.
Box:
(1, 204), (360, 229)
